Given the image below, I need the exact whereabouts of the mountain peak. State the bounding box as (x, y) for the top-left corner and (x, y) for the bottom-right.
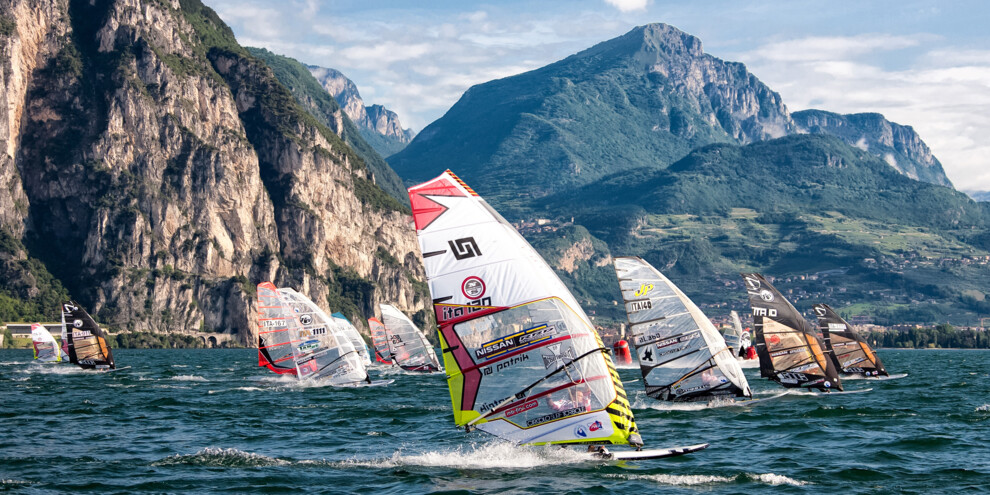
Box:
(308, 65), (413, 156)
(636, 23), (703, 57)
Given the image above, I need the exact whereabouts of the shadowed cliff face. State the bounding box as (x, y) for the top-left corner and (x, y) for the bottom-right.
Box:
(0, 0), (428, 342)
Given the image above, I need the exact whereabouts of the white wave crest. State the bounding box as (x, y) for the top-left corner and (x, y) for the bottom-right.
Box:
(752, 473), (808, 486)
(18, 365), (90, 375)
(976, 404), (990, 412)
(171, 374), (206, 382)
(339, 442), (588, 470)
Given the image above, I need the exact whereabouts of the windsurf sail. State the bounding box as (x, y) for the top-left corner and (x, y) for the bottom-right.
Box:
(740, 274), (841, 391)
(723, 311), (742, 353)
(379, 304), (441, 372)
(331, 312), (372, 366)
(368, 317), (392, 364)
(31, 323), (63, 363)
(277, 289), (369, 385)
(730, 310), (752, 357)
(812, 303), (887, 377)
(614, 257), (751, 402)
(408, 170), (641, 447)
(61, 302), (115, 370)
(256, 282), (299, 375)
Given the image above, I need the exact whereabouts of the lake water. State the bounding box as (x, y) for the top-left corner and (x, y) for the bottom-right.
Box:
(1, 349), (988, 493)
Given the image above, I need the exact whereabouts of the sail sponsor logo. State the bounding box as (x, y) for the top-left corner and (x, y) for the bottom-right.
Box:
(73, 319), (84, 328)
(525, 406), (583, 427)
(790, 363), (818, 373)
(475, 324), (556, 360)
(628, 300), (652, 312)
(541, 343), (575, 369)
(770, 349), (801, 357)
(814, 306), (827, 317)
(752, 307), (778, 317)
(461, 276), (486, 299)
(439, 297), (492, 322)
(478, 397), (507, 413)
(79, 359), (96, 365)
(574, 420), (604, 438)
(633, 284), (654, 297)
(448, 237), (482, 260)
(674, 384), (708, 395)
(768, 335), (781, 345)
(299, 314), (313, 325)
(504, 400), (538, 418)
(778, 372), (808, 384)
(481, 353), (531, 375)
(743, 276), (761, 291)
(841, 356), (866, 367)
(759, 289), (774, 302)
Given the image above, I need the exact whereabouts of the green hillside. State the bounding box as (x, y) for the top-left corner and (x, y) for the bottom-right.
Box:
(533, 135), (990, 323)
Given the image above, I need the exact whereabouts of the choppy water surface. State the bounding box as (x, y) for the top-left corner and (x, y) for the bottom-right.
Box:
(1, 349), (988, 493)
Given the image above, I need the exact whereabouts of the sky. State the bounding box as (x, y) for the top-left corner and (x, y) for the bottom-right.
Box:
(210, 0), (990, 190)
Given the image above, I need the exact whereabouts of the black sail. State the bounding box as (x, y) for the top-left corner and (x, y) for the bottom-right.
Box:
(61, 301), (115, 370)
(812, 303), (887, 376)
(739, 274), (841, 391)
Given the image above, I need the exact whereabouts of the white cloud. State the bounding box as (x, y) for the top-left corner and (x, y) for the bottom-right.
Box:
(736, 34), (990, 189)
(604, 0), (648, 13)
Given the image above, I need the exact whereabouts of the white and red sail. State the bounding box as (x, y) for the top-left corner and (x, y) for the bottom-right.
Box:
(408, 170), (641, 447)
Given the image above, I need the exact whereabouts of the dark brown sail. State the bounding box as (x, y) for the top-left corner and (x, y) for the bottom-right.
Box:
(740, 274), (841, 392)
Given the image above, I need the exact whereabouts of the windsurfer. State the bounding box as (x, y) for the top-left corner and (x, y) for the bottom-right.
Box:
(550, 387), (592, 412)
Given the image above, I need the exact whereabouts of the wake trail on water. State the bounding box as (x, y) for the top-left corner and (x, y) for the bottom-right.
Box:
(153, 448), (292, 467)
(338, 442), (589, 470)
(605, 472), (809, 486)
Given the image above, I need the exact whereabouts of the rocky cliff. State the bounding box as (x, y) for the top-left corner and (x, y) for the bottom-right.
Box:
(792, 109), (953, 188)
(308, 65), (414, 158)
(0, 0), (429, 343)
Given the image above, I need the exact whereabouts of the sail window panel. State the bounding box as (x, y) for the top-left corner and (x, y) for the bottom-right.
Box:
(35, 341), (58, 360)
(382, 305), (439, 370)
(632, 313), (699, 348)
(643, 349), (712, 388)
(72, 336), (103, 361)
(669, 365), (733, 398)
(453, 298), (611, 426)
